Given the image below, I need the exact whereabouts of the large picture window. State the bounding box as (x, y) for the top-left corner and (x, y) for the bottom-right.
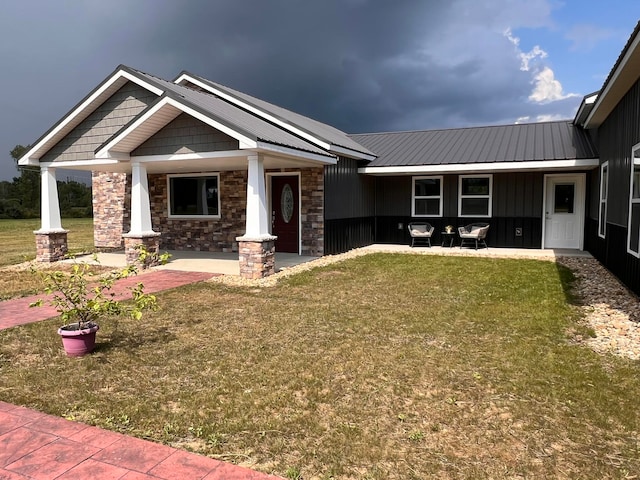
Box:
(168, 173), (220, 218)
(628, 148), (640, 256)
(412, 176), (442, 217)
(459, 175), (492, 217)
(598, 162), (608, 238)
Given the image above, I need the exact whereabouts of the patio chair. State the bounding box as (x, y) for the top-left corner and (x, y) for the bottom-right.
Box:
(458, 223), (490, 250)
(408, 222), (434, 247)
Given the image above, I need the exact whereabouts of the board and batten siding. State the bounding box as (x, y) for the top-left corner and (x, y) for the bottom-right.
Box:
(323, 157), (375, 254)
(588, 77), (640, 294)
(41, 82), (158, 163)
(132, 113), (239, 156)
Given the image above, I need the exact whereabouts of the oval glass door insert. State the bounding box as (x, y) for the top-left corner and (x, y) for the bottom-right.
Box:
(281, 184), (294, 223)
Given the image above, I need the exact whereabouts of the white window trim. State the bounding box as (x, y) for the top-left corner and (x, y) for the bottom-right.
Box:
(598, 162), (609, 239)
(167, 172), (221, 219)
(627, 145), (640, 257)
(411, 175), (443, 217)
(458, 174), (493, 218)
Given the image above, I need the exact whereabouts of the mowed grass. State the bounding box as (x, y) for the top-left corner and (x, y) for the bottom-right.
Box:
(0, 218), (95, 267)
(0, 218), (96, 299)
(1, 253), (640, 479)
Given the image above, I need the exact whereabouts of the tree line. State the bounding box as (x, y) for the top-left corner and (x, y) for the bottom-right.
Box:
(0, 145), (92, 219)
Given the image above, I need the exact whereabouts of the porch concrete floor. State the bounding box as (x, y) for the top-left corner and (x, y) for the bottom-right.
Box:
(69, 251), (319, 275)
(361, 244), (594, 258)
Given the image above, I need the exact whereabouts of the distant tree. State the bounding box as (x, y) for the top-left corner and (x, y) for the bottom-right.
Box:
(8, 144), (40, 217)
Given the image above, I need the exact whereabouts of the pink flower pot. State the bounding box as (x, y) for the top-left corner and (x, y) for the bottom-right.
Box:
(57, 323), (100, 357)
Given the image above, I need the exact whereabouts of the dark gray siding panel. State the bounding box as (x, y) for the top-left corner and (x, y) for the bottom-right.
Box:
(375, 177), (411, 216)
(493, 172), (543, 218)
(42, 82), (157, 162)
(132, 113), (239, 156)
(324, 157), (375, 220)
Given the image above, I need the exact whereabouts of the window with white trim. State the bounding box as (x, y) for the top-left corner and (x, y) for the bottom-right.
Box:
(459, 175), (492, 217)
(412, 176), (442, 217)
(628, 148), (640, 256)
(598, 162), (608, 238)
(168, 173), (220, 218)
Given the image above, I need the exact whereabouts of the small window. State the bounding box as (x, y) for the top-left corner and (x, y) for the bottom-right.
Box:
(598, 162), (608, 238)
(628, 148), (640, 256)
(168, 174), (220, 218)
(412, 176), (442, 217)
(459, 175), (492, 217)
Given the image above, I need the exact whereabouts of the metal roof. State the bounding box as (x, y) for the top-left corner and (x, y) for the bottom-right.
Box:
(129, 68), (333, 157)
(349, 121), (598, 167)
(179, 73), (375, 158)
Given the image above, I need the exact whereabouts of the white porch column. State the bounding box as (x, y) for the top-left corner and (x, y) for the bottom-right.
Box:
(236, 154), (277, 279)
(38, 165), (64, 232)
(123, 161), (160, 268)
(127, 161), (155, 235)
(242, 154), (271, 238)
(34, 165), (68, 262)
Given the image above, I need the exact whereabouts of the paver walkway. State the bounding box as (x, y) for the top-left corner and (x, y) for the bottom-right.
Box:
(0, 269), (281, 480)
(0, 270), (214, 330)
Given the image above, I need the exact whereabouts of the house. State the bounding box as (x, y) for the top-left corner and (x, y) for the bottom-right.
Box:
(17, 20), (640, 295)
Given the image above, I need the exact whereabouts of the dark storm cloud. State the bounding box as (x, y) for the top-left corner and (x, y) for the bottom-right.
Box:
(1, 0), (582, 180)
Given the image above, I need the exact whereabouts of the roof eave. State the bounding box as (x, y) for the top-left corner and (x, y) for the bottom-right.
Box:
(584, 22), (640, 129)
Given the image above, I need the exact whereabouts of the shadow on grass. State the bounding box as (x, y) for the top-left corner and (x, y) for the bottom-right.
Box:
(94, 324), (177, 354)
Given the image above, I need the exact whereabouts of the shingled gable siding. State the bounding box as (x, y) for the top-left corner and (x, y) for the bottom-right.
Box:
(92, 172), (131, 248)
(41, 82), (158, 163)
(131, 113), (239, 156)
(145, 167), (324, 255)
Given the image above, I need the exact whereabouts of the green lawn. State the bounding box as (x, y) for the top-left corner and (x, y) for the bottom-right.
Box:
(1, 253), (639, 479)
(0, 218), (94, 267)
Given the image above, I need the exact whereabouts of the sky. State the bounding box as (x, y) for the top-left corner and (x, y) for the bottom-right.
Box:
(0, 0), (638, 182)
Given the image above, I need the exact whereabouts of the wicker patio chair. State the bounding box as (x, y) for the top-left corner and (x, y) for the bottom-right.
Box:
(408, 222), (434, 247)
(458, 223), (490, 250)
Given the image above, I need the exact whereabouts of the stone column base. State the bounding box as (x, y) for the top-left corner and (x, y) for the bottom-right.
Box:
(35, 230), (69, 263)
(237, 236), (277, 279)
(123, 233), (161, 269)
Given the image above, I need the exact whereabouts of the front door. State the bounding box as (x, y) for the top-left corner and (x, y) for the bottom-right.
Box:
(544, 174), (585, 249)
(271, 175), (299, 253)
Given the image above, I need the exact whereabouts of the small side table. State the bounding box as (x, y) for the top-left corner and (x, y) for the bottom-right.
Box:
(441, 231), (456, 247)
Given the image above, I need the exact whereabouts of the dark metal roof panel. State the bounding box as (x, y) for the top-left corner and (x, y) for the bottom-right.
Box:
(349, 121), (598, 167)
(184, 74), (374, 157)
(131, 69), (331, 157)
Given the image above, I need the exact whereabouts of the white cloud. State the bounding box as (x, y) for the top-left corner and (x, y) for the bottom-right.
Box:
(503, 28), (548, 71)
(534, 113), (567, 122)
(529, 67), (579, 103)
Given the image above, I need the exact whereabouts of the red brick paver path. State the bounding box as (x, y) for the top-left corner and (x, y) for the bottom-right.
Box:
(0, 270), (282, 480)
(0, 270), (214, 330)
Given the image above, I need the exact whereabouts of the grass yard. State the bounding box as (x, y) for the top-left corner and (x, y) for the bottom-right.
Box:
(1, 253), (639, 479)
(0, 218), (95, 267)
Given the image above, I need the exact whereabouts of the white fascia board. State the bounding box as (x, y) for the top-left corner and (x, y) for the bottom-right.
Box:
(585, 32), (640, 128)
(39, 159), (121, 168)
(134, 150), (248, 163)
(20, 69), (163, 164)
(330, 144), (376, 161)
(96, 96), (257, 158)
(358, 159), (600, 175)
(255, 141), (338, 165)
(175, 73), (332, 151)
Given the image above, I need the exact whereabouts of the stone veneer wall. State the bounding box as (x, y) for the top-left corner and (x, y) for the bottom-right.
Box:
(148, 171), (247, 252)
(92, 172), (131, 248)
(298, 167), (324, 256)
(93, 166), (325, 255)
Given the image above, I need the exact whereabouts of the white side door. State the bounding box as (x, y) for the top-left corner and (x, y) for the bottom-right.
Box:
(543, 174), (585, 250)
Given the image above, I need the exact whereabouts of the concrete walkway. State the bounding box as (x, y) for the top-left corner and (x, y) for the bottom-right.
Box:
(0, 269), (281, 480)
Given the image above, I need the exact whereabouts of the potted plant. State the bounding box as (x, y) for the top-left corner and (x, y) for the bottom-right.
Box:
(30, 248), (169, 357)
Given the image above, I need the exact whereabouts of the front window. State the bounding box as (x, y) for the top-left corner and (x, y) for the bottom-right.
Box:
(599, 162), (608, 238)
(459, 175), (492, 217)
(168, 174), (220, 218)
(412, 176), (442, 217)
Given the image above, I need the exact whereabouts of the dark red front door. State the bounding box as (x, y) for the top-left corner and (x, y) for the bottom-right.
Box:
(271, 175), (299, 253)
